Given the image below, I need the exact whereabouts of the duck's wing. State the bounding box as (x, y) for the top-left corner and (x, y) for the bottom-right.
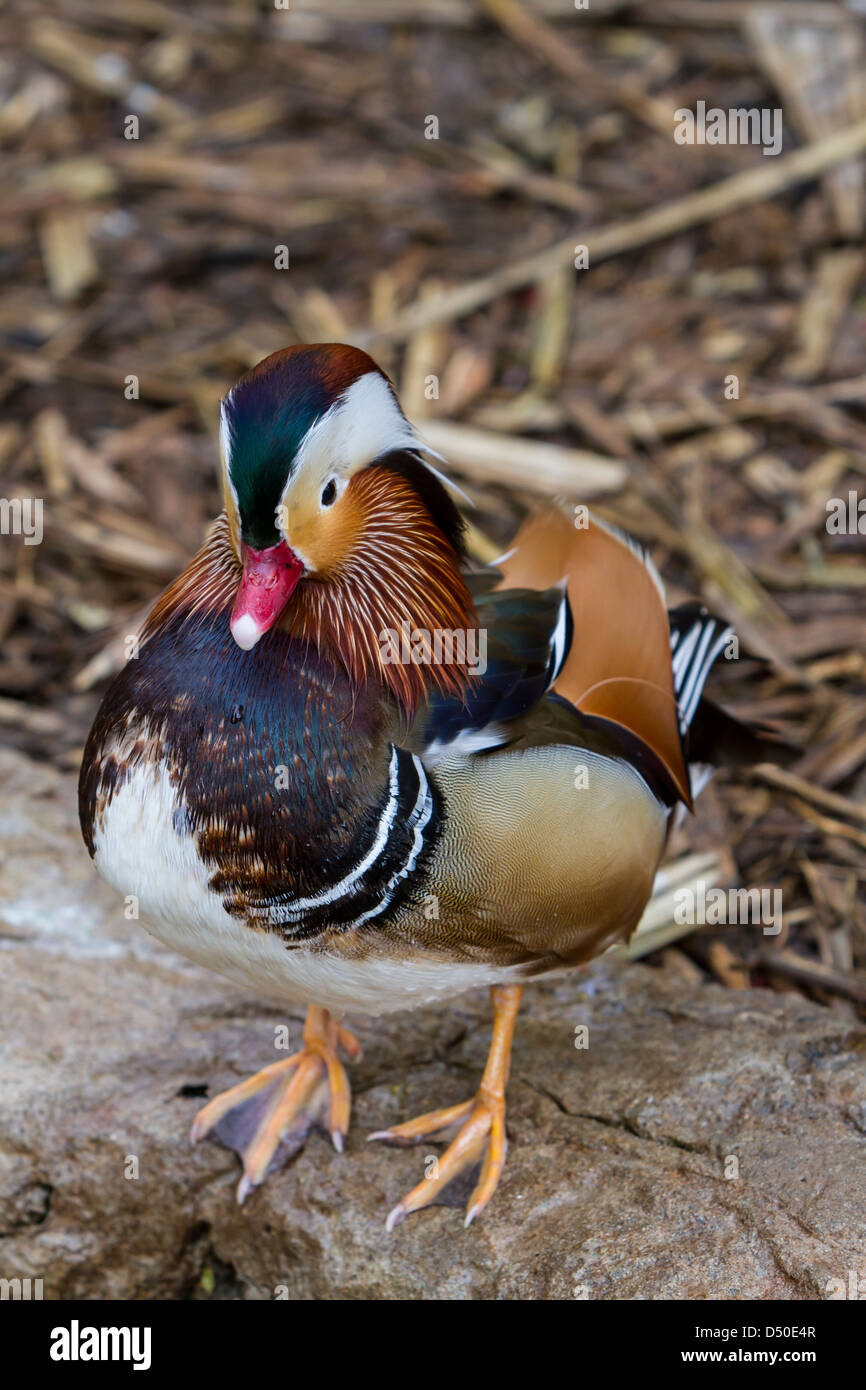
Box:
(496, 507), (693, 802)
(409, 508), (694, 804)
(413, 573), (571, 765)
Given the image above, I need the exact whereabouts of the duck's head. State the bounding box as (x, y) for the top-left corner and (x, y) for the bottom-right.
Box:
(213, 343), (475, 707)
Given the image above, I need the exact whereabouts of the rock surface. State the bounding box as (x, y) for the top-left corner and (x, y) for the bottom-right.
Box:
(1, 746), (865, 1300)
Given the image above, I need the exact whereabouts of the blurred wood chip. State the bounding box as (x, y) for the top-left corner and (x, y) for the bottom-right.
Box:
(745, 3), (866, 235)
(38, 209), (99, 302)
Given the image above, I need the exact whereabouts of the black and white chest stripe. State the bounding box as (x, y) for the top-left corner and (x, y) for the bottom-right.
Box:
(253, 746), (440, 939)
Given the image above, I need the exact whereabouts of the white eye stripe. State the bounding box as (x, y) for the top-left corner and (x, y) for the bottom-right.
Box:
(288, 372), (418, 487)
(277, 372), (468, 517)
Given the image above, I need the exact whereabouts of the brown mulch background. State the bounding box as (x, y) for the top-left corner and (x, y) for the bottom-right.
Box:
(0, 1), (864, 1012)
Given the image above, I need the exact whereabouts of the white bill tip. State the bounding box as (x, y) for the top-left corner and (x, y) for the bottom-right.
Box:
(231, 613), (264, 650)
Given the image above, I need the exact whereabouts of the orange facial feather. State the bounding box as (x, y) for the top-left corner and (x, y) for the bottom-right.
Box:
(285, 466), (477, 713)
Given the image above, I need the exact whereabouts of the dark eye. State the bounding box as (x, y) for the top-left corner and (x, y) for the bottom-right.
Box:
(321, 480), (337, 507)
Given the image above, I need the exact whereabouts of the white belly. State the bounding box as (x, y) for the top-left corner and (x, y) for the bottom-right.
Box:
(93, 760), (522, 1016)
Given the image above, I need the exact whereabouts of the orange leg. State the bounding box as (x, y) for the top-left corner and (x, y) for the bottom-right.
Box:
(191, 1006), (360, 1204)
(369, 984), (522, 1230)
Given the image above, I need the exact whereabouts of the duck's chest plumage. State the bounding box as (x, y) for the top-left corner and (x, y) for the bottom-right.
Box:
(78, 611), (471, 1013)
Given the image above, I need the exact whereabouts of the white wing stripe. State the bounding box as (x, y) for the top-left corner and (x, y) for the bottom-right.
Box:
(671, 623), (702, 689)
(681, 627), (732, 728)
(547, 592), (569, 687)
(678, 621), (717, 719)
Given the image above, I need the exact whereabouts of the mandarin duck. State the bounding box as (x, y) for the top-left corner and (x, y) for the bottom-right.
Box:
(79, 344), (788, 1228)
